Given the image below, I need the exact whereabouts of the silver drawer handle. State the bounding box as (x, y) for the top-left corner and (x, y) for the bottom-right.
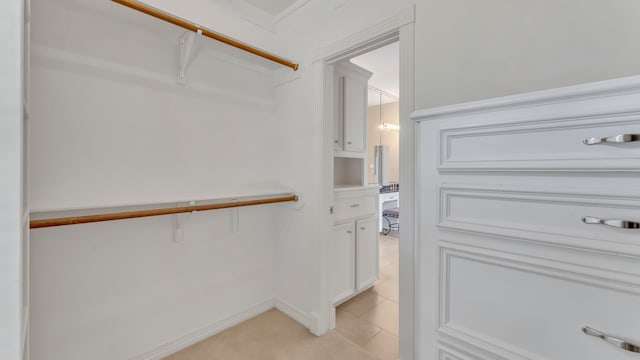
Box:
(582, 216), (640, 229)
(350, 204), (360, 208)
(583, 134), (639, 145)
(347, 141), (352, 145)
(582, 326), (640, 353)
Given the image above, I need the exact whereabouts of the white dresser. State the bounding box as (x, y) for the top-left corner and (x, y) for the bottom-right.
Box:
(414, 76), (640, 360)
(329, 186), (379, 305)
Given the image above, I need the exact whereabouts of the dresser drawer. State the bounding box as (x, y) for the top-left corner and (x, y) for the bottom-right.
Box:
(334, 192), (377, 223)
(438, 185), (640, 254)
(440, 243), (640, 360)
(437, 113), (640, 171)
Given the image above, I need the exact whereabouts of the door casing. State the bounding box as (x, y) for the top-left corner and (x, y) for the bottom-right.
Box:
(312, 6), (417, 359)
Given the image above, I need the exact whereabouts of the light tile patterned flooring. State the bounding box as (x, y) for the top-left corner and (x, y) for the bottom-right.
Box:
(335, 232), (399, 359)
(166, 232), (399, 360)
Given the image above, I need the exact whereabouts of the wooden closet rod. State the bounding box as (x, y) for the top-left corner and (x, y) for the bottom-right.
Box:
(112, 0), (299, 71)
(30, 195), (298, 229)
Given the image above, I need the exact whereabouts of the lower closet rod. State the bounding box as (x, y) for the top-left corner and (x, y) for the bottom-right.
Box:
(30, 195), (298, 229)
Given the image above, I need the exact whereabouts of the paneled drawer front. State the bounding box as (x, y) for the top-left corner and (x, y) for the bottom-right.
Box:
(439, 242), (640, 360)
(439, 113), (640, 171)
(334, 192), (377, 223)
(439, 185), (640, 254)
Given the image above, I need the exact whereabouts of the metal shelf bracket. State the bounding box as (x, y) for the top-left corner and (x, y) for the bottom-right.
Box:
(174, 201), (196, 242)
(178, 29), (202, 85)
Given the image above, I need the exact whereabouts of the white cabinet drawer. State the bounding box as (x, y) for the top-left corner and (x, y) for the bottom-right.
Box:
(439, 185), (640, 255)
(440, 243), (640, 360)
(437, 113), (640, 171)
(334, 193), (377, 223)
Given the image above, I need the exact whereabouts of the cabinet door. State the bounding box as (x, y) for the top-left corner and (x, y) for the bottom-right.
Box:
(329, 223), (356, 304)
(334, 76), (344, 151)
(342, 76), (366, 153)
(356, 216), (379, 291)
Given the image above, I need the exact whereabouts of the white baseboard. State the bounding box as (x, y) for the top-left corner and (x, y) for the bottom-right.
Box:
(274, 298), (313, 330)
(129, 298), (275, 360)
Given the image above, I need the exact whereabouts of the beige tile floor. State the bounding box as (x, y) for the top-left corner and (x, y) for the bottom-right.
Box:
(335, 232), (399, 359)
(166, 232), (399, 360)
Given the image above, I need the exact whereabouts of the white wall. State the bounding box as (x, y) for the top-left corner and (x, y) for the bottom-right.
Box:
(273, 0), (640, 357)
(27, 0), (640, 358)
(28, 0), (294, 359)
(0, 0), (23, 359)
(271, 78), (319, 328)
(415, 0), (640, 109)
(271, 0), (415, 334)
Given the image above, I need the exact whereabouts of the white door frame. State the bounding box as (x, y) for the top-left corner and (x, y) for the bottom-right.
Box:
(312, 6), (417, 359)
(0, 0), (26, 359)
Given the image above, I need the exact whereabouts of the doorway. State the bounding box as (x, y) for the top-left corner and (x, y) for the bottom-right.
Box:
(314, 7), (416, 359)
(330, 42), (400, 359)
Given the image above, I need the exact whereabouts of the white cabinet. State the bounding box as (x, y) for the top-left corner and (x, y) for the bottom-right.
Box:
(334, 62), (372, 156)
(328, 223), (356, 304)
(330, 62), (376, 306)
(329, 216), (379, 304)
(342, 76), (367, 152)
(329, 187), (379, 305)
(414, 77), (640, 360)
(355, 216), (378, 291)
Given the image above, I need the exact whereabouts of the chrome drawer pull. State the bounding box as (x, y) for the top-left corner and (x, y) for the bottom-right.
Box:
(350, 204), (360, 208)
(582, 326), (640, 353)
(583, 134), (639, 145)
(582, 216), (640, 229)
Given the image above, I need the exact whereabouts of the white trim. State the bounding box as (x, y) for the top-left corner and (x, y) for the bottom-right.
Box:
(311, 58), (334, 336)
(398, 18), (416, 360)
(411, 74), (640, 121)
(128, 298), (275, 360)
(312, 6), (415, 63)
(313, 5), (416, 357)
(274, 298), (314, 330)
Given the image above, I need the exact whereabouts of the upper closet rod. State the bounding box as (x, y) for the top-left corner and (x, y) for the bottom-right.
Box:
(112, 0), (299, 71)
(30, 195), (298, 229)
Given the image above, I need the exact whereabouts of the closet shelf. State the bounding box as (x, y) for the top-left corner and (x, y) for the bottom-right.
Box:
(30, 192), (297, 229)
(112, 0), (298, 71)
(30, 185), (299, 229)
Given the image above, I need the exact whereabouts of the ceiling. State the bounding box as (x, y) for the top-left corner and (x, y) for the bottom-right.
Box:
(350, 42), (400, 105)
(222, 0), (316, 31)
(207, 0), (399, 103)
(240, 0), (300, 16)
